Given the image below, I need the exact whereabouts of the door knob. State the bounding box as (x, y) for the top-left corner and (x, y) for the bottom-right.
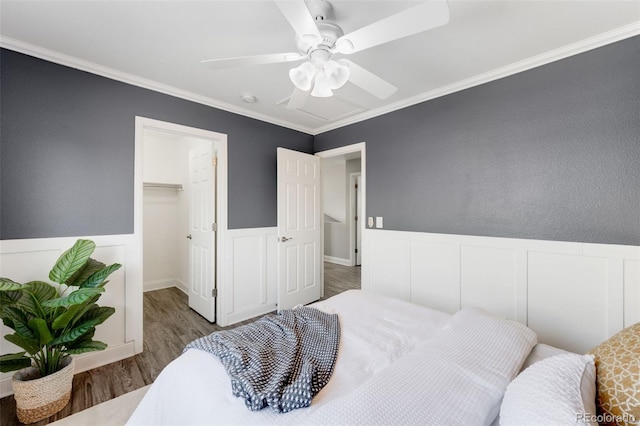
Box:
(186, 234), (192, 239)
(279, 236), (292, 242)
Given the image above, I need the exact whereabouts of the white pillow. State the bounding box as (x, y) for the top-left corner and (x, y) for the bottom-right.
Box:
(500, 353), (597, 426)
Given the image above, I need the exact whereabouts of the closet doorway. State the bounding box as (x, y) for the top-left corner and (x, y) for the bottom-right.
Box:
(134, 117), (227, 323)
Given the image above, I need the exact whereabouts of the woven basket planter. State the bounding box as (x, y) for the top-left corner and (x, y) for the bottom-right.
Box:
(12, 357), (74, 424)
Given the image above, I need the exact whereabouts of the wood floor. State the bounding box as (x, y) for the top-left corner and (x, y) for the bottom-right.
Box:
(0, 262), (360, 425)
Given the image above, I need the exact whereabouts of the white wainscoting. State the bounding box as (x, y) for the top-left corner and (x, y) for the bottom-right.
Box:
(220, 228), (278, 326)
(0, 235), (142, 397)
(362, 229), (640, 354)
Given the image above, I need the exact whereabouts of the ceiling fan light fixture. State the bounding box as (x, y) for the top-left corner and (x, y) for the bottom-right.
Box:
(311, 70), (333, 98)
(324, 60), (350, 89)
(289, 61), (316, 91)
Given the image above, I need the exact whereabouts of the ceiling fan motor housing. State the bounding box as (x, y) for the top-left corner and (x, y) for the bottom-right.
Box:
(296, 21), (344, 57)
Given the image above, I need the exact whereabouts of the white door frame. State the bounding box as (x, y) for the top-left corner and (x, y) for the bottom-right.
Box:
(315, 142), (366, 287)
(349, 172), (362, 267)
(134, 116), (228, 328)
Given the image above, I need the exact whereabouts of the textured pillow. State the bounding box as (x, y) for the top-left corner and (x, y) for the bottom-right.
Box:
(589, 323), (640, 426)
(500, 353), (597, 426)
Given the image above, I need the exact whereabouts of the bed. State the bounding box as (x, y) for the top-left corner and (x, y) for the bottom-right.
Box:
(127, 290), (601, 425)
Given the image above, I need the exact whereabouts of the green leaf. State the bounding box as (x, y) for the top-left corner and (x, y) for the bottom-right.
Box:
(5, 333), (40, 354)
(17, 281), (58, 317)
(66, 340), (107, 354)
(0, 278), (23, 291)
(1, 306), (35, 339)
(74, 328), (96, 343)
(49, 239), (96, 284)
(28, 318), (53, 346)
(51, 304), (84, 331)
(0, 352), (32, 373)
(49, 305), (113, 345)
(26, 281), (58, 301)
(0, 289), (23, 307)
(50, 320), (99, 345)
(66, 258), (105, 287)
(80, 263), (122, 288)
(78, 306), (115, 327)
(43, 287), (104, 309)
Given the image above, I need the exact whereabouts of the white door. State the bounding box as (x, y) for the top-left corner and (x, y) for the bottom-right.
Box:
(188, 147), (216, 322)
(277, 147), (322, 311)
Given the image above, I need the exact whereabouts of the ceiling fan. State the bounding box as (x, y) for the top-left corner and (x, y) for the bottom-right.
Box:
(201, 0), (450, 109)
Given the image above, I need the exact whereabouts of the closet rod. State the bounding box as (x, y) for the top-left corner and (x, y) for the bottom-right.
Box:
(143, 182), (183, 191)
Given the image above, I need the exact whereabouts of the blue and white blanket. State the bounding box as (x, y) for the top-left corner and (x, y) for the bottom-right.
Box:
(185, 307), (340, 413)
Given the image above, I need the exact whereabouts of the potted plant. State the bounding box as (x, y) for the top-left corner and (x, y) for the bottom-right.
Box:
(0, 239), (121, 423)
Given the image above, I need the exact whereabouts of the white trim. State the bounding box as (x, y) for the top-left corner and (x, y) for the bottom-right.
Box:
(143, 279), (180, 293)
(3, 22), (638, 136)
(134, 117), (228, 326)
(324, 255), (352, 266)
(313, 22), (640, 135)
(349, 172), (362, 267)
(175, 279), (189, 295)
(315, 143), (366, 159)
(316, 143), (366, 295)
(0, 37), (312, 136)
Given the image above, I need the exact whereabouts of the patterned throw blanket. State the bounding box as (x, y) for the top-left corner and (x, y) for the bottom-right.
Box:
(185, 307), (340, 413)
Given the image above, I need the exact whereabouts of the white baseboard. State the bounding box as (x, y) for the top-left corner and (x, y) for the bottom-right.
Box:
(0, 342), (137, 398)
(143, 279), (180, 292)
(143, 279), (188, 295)
(176, 279), (188, 295)
(324, 255), (352, 266)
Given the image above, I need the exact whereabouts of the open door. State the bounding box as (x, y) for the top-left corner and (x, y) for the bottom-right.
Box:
(277, 147), (322, 311)
(187, 146), (216, 322)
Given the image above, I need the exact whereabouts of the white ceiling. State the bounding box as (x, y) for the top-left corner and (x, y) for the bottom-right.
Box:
(1, 1), (638, 135)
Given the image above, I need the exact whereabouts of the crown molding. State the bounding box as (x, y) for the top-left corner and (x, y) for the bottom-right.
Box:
(2, 20), (639, 137)
(0, 36), (316, 135)
(312, 21), (640, 135)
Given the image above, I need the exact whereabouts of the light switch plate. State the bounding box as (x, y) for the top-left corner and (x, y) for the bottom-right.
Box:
(376, 217), (383, 229)
(368, 217), (374, 227)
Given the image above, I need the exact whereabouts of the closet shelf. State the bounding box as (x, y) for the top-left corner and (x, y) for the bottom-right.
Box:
(143, 182), (183, 191)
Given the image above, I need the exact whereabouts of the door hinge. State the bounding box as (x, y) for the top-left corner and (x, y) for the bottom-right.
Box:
(212, 157), (218, 167)
(355, 215), (358, 221)
(355, 248), (358, 254)
(212, 288), (218, 297)
(355, 183), (358, 189)
(212, 223), (218, 232)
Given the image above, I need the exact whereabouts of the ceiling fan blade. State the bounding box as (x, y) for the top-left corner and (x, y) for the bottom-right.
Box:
(274, 0), (322, 45)
(201, 53), (304, 69)
(335, 0), (449, 54)
(286, 87), (310, 110)
(342, 60), (397, 100)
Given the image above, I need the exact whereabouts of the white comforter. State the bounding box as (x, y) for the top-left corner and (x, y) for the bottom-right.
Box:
(127, 290), (536, 425)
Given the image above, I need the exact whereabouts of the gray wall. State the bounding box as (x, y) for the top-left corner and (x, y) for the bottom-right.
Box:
(0, 49), (314, 240)
(314, 37), (640, 246)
